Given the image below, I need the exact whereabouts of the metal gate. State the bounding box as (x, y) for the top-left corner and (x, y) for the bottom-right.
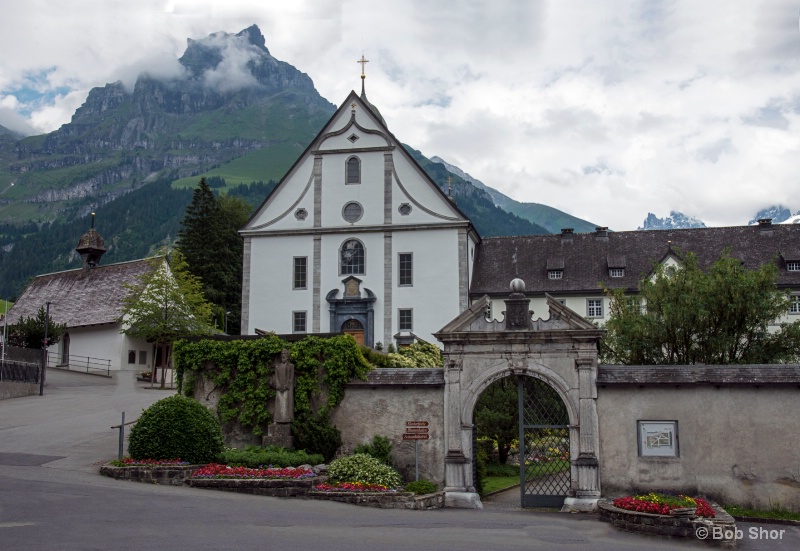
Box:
(518, 376), (571, 507)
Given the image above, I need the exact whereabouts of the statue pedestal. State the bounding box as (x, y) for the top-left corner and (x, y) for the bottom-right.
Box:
(262, 422), (293, 449)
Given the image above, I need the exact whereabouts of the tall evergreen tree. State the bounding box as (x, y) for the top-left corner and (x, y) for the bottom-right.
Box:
(177, 178), (249, 334)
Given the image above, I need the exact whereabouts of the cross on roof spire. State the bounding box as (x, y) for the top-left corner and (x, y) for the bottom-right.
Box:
(357, 54), (369, 79)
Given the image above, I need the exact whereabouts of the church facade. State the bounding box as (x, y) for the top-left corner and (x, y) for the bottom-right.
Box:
(240, 86), (479, 348)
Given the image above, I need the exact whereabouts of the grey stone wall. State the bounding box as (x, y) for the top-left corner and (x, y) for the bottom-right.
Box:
(332, 373), (445, 485)
(0, 381), (39, 400)
(597, 384), (800, 510)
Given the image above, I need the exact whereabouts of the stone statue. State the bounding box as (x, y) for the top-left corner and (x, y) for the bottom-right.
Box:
(273, 349), (295, 423)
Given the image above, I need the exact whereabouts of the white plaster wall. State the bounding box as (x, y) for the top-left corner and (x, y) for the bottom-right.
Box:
(392, 154), (462, 225)
(317, 107), (389, 151)
(247, 235), (315, 334)
(393, 229), (461, 343)
(54, 325), (151, 371)
(597, 386), (800, 509)
(247, 158), (314, 231)
(320, 153), (384, 228)
(485, 295), (610, 324)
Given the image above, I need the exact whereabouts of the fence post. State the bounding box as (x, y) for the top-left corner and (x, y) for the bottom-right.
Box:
(118, 412), (125, 461)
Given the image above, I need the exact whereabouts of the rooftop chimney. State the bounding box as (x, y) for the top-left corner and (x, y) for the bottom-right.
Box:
(595, 226), (608, 239)
(758, 218), (773, 234)
(561, 228), (574, 241)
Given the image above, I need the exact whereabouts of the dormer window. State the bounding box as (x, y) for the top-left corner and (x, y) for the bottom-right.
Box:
(548, 270), (563, 280)
(787, 261), (800, 272)
(610, 268), (625, 278)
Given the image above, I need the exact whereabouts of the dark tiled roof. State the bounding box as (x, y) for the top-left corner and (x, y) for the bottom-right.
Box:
(598, 364), (800, 385)
(346, 368), (445, 387)
(471, 224), (800, 296)
(5, 258), (158, 328)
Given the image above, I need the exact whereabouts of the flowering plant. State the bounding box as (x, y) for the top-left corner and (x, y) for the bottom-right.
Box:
(191, 463), (316, 479)
(314, 482), (396, 493)
(116, 458), (190, 466)
(613, 492), (715, 518)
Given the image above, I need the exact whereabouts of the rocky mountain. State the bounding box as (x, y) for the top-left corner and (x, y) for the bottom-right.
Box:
(748, 205), (796, 225)
(431, 156), (600, 233)
(1, 24), (336, 222)
(638, 211), (707, 231)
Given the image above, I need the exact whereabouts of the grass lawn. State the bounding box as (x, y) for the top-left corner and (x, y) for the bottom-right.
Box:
(724, 504), (800, 522)
(483, 475), (519, 494)
(1, 299), (12, 313)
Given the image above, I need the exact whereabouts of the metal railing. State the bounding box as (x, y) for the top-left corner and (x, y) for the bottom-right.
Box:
(48, 353), (111, 378)
(0, 359), (41, 383)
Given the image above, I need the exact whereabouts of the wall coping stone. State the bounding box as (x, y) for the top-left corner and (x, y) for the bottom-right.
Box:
(598, 364), (800, 386)
(346, 368), (444, 387)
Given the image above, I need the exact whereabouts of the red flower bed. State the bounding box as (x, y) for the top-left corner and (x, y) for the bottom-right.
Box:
(192, 463), (316, 479)
(121, 458), (190, 466)
(612, 493), (715, 518)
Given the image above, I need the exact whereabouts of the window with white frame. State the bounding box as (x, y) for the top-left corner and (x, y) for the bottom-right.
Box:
(346, 156), (360, 184)
(610, 268), (625, 278)
(293, 311), (307, 333)
(586, 298), (603, 318)
(790, 295), (800, 315)
(340, 239), (365, 275)
(398, 253), (413, 286)
(787, 261), (800, 272)
(548, 270), (563, 280)
(293, 257), (307, 289)
(398, 309), (413, 331)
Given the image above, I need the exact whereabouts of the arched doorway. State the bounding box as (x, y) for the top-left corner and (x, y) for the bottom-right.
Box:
(342, 319), (365, 345)
(60, 332), (70, 365)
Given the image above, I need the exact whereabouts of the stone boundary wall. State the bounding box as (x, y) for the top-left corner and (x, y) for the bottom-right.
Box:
(0, 381), (38, 400)
(598, 499), (736, 546)
(597, 365), (800, 510)
(307, 490), (444, 510)
(187, 477), (324, 497)
(333, 368), (445, 485)
(99, 464), (198, 486)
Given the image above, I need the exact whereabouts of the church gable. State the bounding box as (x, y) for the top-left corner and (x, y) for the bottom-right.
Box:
(242, 90), (471, 234)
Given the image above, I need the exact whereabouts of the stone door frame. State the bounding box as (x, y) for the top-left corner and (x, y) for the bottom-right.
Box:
(435, 291), (604, 510)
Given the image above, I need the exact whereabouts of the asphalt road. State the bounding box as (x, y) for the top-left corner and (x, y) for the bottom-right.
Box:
(1, 368), (797, 550)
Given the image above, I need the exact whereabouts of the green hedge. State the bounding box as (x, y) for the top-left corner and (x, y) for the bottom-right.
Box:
(219, 446), (323, 468)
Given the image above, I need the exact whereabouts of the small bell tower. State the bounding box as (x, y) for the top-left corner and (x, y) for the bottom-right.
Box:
(75, 212), (106, 269)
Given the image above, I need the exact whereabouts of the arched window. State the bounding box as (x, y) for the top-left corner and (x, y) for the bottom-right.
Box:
(346, 156), (360, 184)
(340, 239), (365, 275)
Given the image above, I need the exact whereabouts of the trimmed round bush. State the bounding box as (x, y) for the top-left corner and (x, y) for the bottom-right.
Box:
(328, 453), (402, 488)
(128, 395), (223, 464)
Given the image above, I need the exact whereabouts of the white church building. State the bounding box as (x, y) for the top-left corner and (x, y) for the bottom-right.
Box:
(240, 80), (479, 348)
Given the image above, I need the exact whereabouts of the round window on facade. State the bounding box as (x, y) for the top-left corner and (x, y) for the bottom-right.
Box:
(398, 203), (412, 215)
(342, 202), (363, 223)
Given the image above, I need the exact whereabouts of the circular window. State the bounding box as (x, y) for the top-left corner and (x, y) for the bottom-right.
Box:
(342, 202), (363, 223)
(398, 203), (412, 215)
(294, 208), (308, 220)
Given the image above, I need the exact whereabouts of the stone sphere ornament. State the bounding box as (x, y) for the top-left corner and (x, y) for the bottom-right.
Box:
(510, 278), (526, 293)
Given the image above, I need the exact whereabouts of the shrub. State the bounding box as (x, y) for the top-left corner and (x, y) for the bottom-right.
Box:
(485, 462), (518, 477)
(404, 480), (437, 495)
(219, 445), (324, 468)
(353, 435), (393, 465)
(128, 395), (223, 464)
(475, 446), (488, 496)
(328, 454), (402, 488)
(291, 411), (342, 463)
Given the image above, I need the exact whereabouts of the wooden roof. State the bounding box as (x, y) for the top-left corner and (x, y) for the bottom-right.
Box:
(471, 223), (800, 296)
(5, 258), (159, 328)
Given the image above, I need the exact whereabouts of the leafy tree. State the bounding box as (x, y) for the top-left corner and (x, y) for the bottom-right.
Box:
(7, 306), (66, 349)
(474, 377), (518, 464)
(121, 250), (213, 387)
(602, 250), (800, 364)
(176, 179), (249, 334)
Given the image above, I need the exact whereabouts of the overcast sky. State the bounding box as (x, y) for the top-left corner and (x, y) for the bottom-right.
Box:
(2, 0), (800, 230)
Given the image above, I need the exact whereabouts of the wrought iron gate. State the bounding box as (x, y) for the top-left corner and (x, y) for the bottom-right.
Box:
(518, 376), (571, 507)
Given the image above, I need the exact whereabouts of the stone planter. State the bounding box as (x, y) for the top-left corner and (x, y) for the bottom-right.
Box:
(306, 490), (444, 510)
(670, 507), (697, 517)
(100, 464), (198, 486)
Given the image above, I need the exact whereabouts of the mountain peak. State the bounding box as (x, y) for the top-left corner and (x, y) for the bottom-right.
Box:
(236, 24), (269, 54)
(179, 25), (273, 79)
(638, 211), (706, 231)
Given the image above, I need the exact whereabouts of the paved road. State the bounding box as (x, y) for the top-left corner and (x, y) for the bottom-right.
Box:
(1, 369), (798, 550)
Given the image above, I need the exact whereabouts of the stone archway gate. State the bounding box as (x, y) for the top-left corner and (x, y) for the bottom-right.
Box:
(434, 288), (605, 510)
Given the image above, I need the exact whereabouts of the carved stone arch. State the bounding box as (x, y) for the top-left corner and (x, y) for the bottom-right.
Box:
(461, 362), (579, 429)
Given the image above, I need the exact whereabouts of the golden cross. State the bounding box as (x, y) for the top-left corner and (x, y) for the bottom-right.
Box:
(357, 55), (369, 78)
(351, 102), (357, 109)
(447, 176), (453, 195)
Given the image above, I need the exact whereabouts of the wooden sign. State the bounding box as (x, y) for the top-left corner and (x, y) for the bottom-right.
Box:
(405, 427), (428, 433)
(406, 421), (429, 427)
(402, 433), (430, 440)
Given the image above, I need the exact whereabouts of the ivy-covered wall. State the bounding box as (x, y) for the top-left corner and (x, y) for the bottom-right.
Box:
(174, 334), (371, 441)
